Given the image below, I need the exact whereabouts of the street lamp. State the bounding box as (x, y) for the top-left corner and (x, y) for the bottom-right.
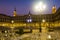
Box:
(42, 19), (45, 23)
(34, 2), (46, 11)
(40, 19), (46, 32)
(32, 1), (46, 14)
(42, 19), (47, 32)
(11, 20), (14, 29)
(11, 20), (14, 24)
(11, 20), (15, 37)
(48, 35), (51, 39)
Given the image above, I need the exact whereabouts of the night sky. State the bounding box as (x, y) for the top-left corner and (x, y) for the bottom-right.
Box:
(0, 0), (60, 16)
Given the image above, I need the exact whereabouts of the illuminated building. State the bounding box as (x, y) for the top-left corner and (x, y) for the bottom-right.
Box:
(0, 7), (60, 33)
(13, 8), (17, 17)
(52, 5), (57, 14)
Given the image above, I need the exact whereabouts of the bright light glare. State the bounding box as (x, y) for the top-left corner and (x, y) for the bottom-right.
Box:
(48, 35), (51, 39)
(42, 19), (45, 22)
(27, 19), (32, 22)
(11, 20), (14, 23)
(33, 1), (46, 12)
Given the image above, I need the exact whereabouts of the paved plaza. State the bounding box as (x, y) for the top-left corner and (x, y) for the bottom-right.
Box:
(0, 29), (60, 40)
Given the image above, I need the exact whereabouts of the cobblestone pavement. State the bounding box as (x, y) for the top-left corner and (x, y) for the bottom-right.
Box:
(0, 30), (60, 40)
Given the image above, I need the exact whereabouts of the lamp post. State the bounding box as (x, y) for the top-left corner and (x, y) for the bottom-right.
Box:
(47, 35), (52, 40)
(11, 20), (14, 29)
(11, 20), (15, 37)
(42, 19), (46, 23)
(42, 19), (46, 33)
(11, 20), (14, 24)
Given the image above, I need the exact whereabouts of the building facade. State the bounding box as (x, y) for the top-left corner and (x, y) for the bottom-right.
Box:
(0, 7), (60, 29)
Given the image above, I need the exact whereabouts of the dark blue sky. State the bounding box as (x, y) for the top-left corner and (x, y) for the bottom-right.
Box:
(0, 0), (60, 16)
